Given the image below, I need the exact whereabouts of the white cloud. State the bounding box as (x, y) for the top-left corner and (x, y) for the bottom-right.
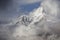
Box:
(16, 0), (42, 5)
(12, 0), (60, 40)
(42, 0), (60, 33)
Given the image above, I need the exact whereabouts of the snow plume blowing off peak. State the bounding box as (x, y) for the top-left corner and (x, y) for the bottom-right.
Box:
(0, 0), (60, 40)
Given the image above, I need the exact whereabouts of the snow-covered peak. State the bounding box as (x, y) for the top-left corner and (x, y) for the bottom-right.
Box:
(29, 6), (44, 20)
(15, 6), (44, 26)
(12, 6), (46, 37)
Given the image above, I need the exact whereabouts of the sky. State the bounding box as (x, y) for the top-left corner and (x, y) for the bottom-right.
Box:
(0, 0), (41, 22)
(20, 2), (40, 12)
(0, 0), (60, 40)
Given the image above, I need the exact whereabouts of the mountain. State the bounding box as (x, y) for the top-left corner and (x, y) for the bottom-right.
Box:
(12, 5), (60, 40)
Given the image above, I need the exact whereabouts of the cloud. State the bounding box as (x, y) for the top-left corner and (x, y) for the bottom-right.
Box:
(12, 0), (60, 40)
(0, 0), (41, 22)
(0, 0), (60, 40)
(42, 0), (60, 33)
(17, 0), (42, 5)
(0, 0), (42, 40)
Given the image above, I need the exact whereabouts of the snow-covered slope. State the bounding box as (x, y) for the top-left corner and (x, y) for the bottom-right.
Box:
(12, 6), (44, 36)
(11, 6), (52, 40)
(16, 6), (44, 26)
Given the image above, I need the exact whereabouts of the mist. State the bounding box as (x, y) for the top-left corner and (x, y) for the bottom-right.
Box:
(0, 0), (60, 40)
